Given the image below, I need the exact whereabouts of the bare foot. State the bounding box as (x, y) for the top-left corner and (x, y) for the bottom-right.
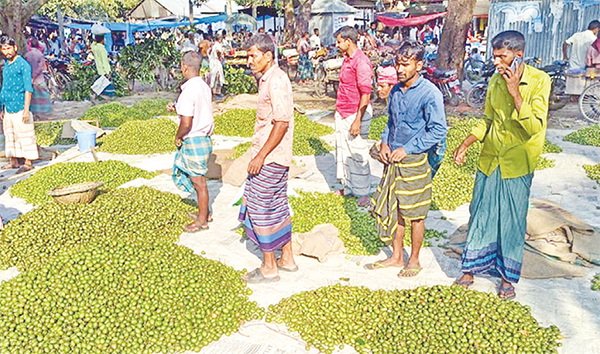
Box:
(276, 257), (297, 271)
(377, 257), (405, 268)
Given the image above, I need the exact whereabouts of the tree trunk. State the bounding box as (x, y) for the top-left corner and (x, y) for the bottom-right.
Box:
(296, 0), (312, 38)
(283, 0), (296, 43)
(0, 0), (49, 48)
(436, 0), (477, 76)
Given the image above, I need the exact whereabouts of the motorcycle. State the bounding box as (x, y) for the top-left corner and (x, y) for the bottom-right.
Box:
(540, 60), (568, 111)
(423, 65), (463, 106)
(466, 60), (496, 109)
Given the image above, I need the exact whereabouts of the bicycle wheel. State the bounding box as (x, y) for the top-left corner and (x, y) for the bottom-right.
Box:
(314, 66), (326, 97)
(579, 83), (600, 123)
(466, 83), (487, 108)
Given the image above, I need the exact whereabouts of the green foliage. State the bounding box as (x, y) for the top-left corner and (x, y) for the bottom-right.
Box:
(216, 109), (333, 156)
(98, 117), (178, 155)
(583, 164), (600, 185)
(38, 0), (139, 21)
(80, 98), (174, 128)
(0, 238), (262, 353)
(62, 60), (127, 101)
(266, 284), (562, 354)
(224, 65), (257, 95)
(563, 125), (600, 146)
(118, 37), (181, 87)
(1, 186), (193, 271)
(9, 161), (158, 205)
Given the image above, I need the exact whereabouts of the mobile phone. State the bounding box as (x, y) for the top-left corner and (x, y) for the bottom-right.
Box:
(511, 56), (523, 71)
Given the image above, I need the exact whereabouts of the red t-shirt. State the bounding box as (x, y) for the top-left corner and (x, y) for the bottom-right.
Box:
(335, 49), (373, 118)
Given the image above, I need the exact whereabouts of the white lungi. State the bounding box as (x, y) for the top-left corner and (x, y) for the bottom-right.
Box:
(3, 110), (38, 160)
(334, 105), (372, 197)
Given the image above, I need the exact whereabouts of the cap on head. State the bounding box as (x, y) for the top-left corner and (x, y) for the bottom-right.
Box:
(377, 66), (398, 85)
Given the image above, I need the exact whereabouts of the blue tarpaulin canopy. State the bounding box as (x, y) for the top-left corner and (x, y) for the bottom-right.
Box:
(62, 14), (227, 50)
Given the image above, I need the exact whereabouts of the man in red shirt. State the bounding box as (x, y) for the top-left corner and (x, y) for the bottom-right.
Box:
(334, 26), (374, 207)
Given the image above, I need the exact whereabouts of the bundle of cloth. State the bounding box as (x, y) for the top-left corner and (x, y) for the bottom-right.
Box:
(444, 199), (600, 278)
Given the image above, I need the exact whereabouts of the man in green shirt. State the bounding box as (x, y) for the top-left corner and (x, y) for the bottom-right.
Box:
(452, 31), (551, 300)
(90, 35), (114, 102)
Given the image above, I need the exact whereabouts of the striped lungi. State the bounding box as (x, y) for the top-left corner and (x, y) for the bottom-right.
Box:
(3, 110), (39, 160)
(371, 153), (431, 243)
(172, 136), (212, 194)
(31, 81), (52, 115)
(461, 167), (533, 283)
(335, 106), (372, 197)
(238, 163), (292, 252)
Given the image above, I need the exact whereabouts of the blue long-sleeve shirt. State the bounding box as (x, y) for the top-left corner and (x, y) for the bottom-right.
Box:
(0, 56), (33, 113)
(381, 76), (447, 155)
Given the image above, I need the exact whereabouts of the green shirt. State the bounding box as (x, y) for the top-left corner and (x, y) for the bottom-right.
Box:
(471, 64), (551, 179)
(91, 42), (111, 76)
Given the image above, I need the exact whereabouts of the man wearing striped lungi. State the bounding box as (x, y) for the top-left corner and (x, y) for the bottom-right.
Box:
(453, 31), (551, 300)
(239, 34), (297, 284)
(366, 41), (447, 277)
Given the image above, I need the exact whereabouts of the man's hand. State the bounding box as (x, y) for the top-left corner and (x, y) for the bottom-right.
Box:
(502, 61), (524, 101)
(453, 143), (469, 166)
(390, 147), (407, 163)
(166, 102), (175, 112)
(379, 143), (391, 164)
(247, 155), (265, 175)
(349, 118), (361, 136)
(175, 137), (183, 148)
(22, 111), (30, 123)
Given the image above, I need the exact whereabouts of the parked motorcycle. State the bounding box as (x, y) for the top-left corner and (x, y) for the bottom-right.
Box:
(540, 60), (568, 111)
(423, 65), (463, 106)
(466, 60), (496, 109)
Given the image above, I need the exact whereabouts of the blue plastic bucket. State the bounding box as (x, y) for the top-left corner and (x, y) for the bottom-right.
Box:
(75, 130), (97, 152)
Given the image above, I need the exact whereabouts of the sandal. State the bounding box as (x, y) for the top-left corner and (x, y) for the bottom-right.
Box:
(183, 221), (209, 233)
(242, 268), (280, 284)
(276, 258), (299, 272)
(398, 267), (423, 277)
(498, 283), (516, 300)
(453, 278), (474, 288)
(15, 164), (33, 174)
(363, 262), (403, 270)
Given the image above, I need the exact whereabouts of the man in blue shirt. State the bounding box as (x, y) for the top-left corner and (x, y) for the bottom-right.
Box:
(366, 41), (447, 277)
(0, 36), (38, 172)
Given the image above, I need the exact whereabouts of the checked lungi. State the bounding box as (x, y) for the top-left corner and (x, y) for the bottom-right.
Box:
(3, 110), (39, 160)
(461, 167), (533, 283)
(371, 153), (431, 243)
(172, 136), (212, 194)
(238, 163), (292, 252)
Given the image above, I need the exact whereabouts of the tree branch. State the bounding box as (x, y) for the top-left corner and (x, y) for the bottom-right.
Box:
(22, 0), (51, 23)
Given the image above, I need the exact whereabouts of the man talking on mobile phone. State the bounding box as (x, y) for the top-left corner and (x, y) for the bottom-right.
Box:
(452, 31), (551, 300)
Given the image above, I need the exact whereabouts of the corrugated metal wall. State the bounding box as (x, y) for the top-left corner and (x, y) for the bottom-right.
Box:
(488, 0), (600, 66)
